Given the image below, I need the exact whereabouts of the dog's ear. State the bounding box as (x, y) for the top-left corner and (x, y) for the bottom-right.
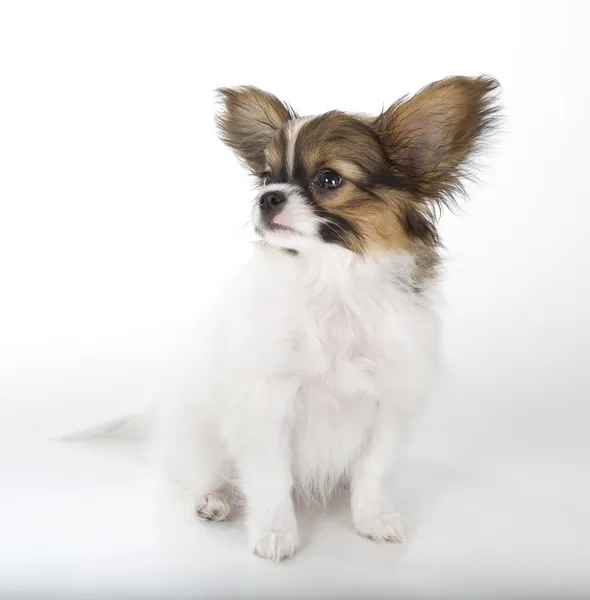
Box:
(215, 86), (296, 173)
(374, 76), (500, 208)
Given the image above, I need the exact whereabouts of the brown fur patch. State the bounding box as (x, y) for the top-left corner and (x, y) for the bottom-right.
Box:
(319, 186), (412, 254)
(289, 112), (428, 254)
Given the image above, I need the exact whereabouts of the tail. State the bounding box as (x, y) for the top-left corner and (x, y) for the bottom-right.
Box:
(52, 412), (154, 442)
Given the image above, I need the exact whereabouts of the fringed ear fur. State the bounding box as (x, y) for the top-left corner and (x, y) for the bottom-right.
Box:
(215, 86), (296, 174)
(373, 76), (500, 209)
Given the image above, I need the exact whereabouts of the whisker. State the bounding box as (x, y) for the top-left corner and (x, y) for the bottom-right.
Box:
(317, 217), (352, 247)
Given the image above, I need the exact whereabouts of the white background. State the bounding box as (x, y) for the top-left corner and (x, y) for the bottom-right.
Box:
(1, 1), (589, 598)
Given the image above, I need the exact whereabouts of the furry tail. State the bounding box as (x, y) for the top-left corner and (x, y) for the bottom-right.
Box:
(52, 412), (153, 442)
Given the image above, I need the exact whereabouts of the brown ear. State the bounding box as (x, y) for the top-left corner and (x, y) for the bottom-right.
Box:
(374, 76), (500, 207)
(215, 86), (296, 173)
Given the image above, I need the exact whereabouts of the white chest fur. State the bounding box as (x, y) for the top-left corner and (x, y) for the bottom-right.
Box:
(211, 243), (440, 485)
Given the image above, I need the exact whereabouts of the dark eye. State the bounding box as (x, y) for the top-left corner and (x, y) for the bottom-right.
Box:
(316, 169), (342, 190)
(261, 172), (274, 185)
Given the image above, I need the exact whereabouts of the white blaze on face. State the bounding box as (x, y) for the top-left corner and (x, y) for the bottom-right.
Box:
(286, 116), (313, 178)
(253, 116), (321, 247)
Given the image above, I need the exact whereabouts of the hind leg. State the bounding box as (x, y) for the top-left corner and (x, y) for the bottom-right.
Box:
(159, 408), (231, 521)
(195, 490), (231, 522)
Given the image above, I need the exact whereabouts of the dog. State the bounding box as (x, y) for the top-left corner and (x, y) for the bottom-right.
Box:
(154, 76), (500, 562)
(66, 77), (499, 562)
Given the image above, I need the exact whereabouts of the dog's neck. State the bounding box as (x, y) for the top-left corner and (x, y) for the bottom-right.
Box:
(257, 239), (434, 298)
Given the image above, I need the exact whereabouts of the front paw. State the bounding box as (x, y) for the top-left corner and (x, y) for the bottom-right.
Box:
(355, 512), (406, 543)
(251, 529), (299, 562)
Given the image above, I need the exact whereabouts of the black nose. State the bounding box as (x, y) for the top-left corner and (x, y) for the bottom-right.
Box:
(259, 190), (287, 215)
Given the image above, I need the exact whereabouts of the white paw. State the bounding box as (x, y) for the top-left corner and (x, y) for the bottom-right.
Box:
(252, 530), (299, 562)
(195, 492), (231, 522)
(355, 512), (406, 543)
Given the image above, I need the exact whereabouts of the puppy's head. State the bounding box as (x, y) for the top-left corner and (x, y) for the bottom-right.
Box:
(216, 77), (499, 255)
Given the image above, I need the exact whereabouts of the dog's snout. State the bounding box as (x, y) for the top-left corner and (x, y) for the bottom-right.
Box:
(259, 191), (287, 215)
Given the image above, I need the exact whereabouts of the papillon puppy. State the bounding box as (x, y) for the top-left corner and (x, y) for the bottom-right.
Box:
(159, 77), (500, 561)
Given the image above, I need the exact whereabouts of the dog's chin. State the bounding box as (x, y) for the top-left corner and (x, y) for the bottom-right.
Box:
(258, 223), (299, 247)
(256, 222), (317, 252)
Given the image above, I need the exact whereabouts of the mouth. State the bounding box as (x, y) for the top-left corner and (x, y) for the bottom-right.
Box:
(258, 220), (298, 235)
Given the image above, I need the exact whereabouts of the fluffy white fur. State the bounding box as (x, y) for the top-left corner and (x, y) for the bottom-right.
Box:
(159, 213), (440, 560)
